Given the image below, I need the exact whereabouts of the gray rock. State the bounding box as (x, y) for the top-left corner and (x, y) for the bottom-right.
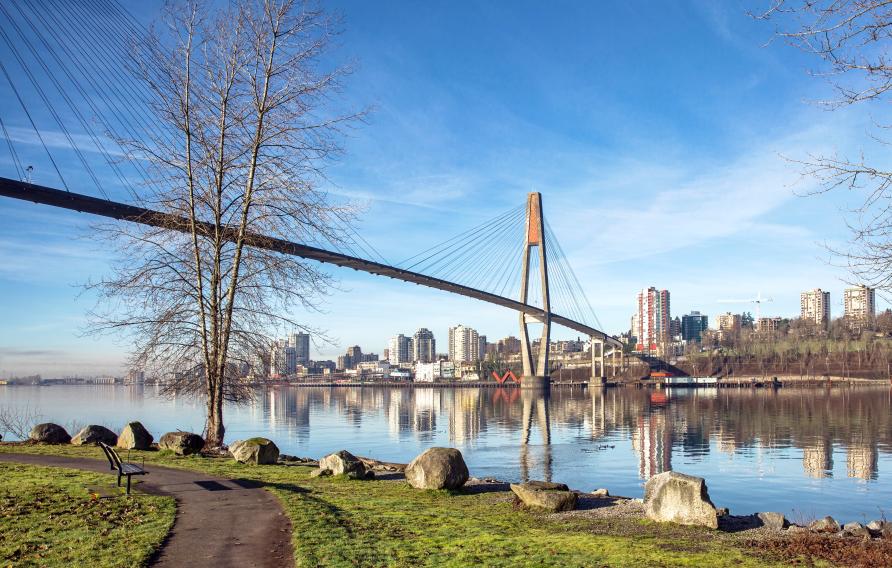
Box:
(158, 431), (205, 455)
(229, 438), (280, 465)
(867, 520), (886, 533)
(757, 512), (788, 530)
(71, 425), (118, 446)
(843, 521), (871, 538)
(405, 447), (469, 490)
(644, 471), (718, 529)
(29, 423), (71, 444)
(319, 450), (367, 479)
(787, 525), (810, 534)
(309, 468), (332, 478)
(510, 481), (577, 512)
(716, 507), (729, 518)
(117, 422), (153, 450)
(808, 516), (841, 533)
(591, 488), (609, 497)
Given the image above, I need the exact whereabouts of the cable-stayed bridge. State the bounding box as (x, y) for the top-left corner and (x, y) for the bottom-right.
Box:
(0, 1), (623, 387)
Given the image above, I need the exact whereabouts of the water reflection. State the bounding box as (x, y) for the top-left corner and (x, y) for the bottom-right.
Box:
(4, 384), (892, 520)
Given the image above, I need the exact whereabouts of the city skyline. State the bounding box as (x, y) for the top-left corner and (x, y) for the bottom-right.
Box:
(2, 1), (891, 376)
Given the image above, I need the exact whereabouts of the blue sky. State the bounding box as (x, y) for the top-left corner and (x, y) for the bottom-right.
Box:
(0, 0), (887, 376)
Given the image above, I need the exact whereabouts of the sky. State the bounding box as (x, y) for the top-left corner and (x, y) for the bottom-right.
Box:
(0, 0), (889, 377)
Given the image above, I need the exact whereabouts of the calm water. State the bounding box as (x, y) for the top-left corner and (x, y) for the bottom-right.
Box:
(3, 384), (892, 523)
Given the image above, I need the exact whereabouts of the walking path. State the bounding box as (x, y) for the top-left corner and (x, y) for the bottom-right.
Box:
(0, 453), (294, 568)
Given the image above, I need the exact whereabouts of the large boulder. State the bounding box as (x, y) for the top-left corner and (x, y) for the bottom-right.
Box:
(511, 481), (577, 512)
(159, 431), (205, 456)
(644, 471), (719, 529)
(319, 450), (367, 479)
(405, 447), (469, 490)
(71, 425), (117, 446)
(117, 422), (153, 450)
(29, 423), (71, 444)
(229, 438), (279, 465)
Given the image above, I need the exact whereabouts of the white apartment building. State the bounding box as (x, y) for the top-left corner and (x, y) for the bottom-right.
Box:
(388, 334), (414, 365)
(447, 324), (480, 363)
(844, 285), (876, 330)
(801, 288), (831, 330)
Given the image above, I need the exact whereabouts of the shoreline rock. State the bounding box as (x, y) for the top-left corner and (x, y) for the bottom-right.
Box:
(117, 422), (153, 450)
(29, 423), (71, 444)
(644, 471), (718, 529)
(511, 481), (577, 512)
(71, 425), (117, 446)
(405, 447), (469, 490)
(229, 437), (279, 465)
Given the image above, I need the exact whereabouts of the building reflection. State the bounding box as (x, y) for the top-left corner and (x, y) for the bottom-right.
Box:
(248, 384), (891, 483)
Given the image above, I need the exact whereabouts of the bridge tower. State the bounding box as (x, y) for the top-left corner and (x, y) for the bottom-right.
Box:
(519, 192), (551, 389)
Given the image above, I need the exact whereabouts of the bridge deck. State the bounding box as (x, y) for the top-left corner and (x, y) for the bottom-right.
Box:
(0, 177), (621, 348)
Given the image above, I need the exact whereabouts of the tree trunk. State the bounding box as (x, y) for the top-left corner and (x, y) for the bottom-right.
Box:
(205, 375), (225, 447)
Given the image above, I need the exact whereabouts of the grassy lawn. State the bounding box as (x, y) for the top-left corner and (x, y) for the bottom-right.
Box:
(0, 461), (174, 567)
(1, 444), (788, 568)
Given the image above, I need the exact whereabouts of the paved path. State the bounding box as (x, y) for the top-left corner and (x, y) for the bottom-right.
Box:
(0, 453), (294, 568)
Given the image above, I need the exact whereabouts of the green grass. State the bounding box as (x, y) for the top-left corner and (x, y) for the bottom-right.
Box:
(0, 461), (174, 567)
(1, 444), (786, 567)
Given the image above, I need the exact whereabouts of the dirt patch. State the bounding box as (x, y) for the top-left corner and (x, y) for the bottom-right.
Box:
(749, 533), (892, 567)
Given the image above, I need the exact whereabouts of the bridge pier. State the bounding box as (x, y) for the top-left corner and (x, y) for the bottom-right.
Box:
(519, 192), (551, 390)
(590, 337), (606, 385)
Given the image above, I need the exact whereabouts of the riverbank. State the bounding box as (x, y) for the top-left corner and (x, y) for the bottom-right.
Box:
(0, 443), (789, 568)
(6, 442), (892, 567)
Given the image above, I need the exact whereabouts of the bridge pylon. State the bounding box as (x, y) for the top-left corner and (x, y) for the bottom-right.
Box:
(519, 192), (551, 390)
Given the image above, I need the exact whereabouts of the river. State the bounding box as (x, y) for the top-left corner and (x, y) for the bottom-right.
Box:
(3, 384), (891, 523)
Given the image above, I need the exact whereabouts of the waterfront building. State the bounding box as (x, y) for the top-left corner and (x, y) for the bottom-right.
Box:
(388, 334), (414, 365)
(801, 288), (831, 330)
(448, 324), (481, 363)
(634, 287), (670, 353)
(680, 311), (708, 342)
(844, 285), (876, 332)
(412, 328), (436, 363)
(477, 335), (487, 360)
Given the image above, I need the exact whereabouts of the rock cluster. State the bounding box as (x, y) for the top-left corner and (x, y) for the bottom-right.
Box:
(229, 438), (279, 465)
(405, 447), (469, 490)
(117, 422), (153, 450)
(644, 471), (718, 529)
(29, 423), (71, 444)
(511, 481), (577, 512)
(159, 431), (205, 455)
(71, 425), (118, 446)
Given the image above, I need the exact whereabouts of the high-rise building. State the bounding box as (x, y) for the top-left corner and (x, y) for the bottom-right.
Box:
(288, 332), (310, 364)
(801, 289), (831, 330)
(681, 311), (708, 342)
(412, 328), (436, 363)
(448, 324), (480, 363)
(388, 334), (414, 365)
(844, 285), (876, 331)
(634, 287), (670, 352)
(478, 335), (487, 360)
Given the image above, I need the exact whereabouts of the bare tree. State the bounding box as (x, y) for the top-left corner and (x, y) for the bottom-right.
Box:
(0, 404), (41, 441)
(88, 0), (363, 447)
(755, 2), (892, 291)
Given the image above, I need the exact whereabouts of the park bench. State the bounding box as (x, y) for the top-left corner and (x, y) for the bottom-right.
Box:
(98, 441), (148, 495)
